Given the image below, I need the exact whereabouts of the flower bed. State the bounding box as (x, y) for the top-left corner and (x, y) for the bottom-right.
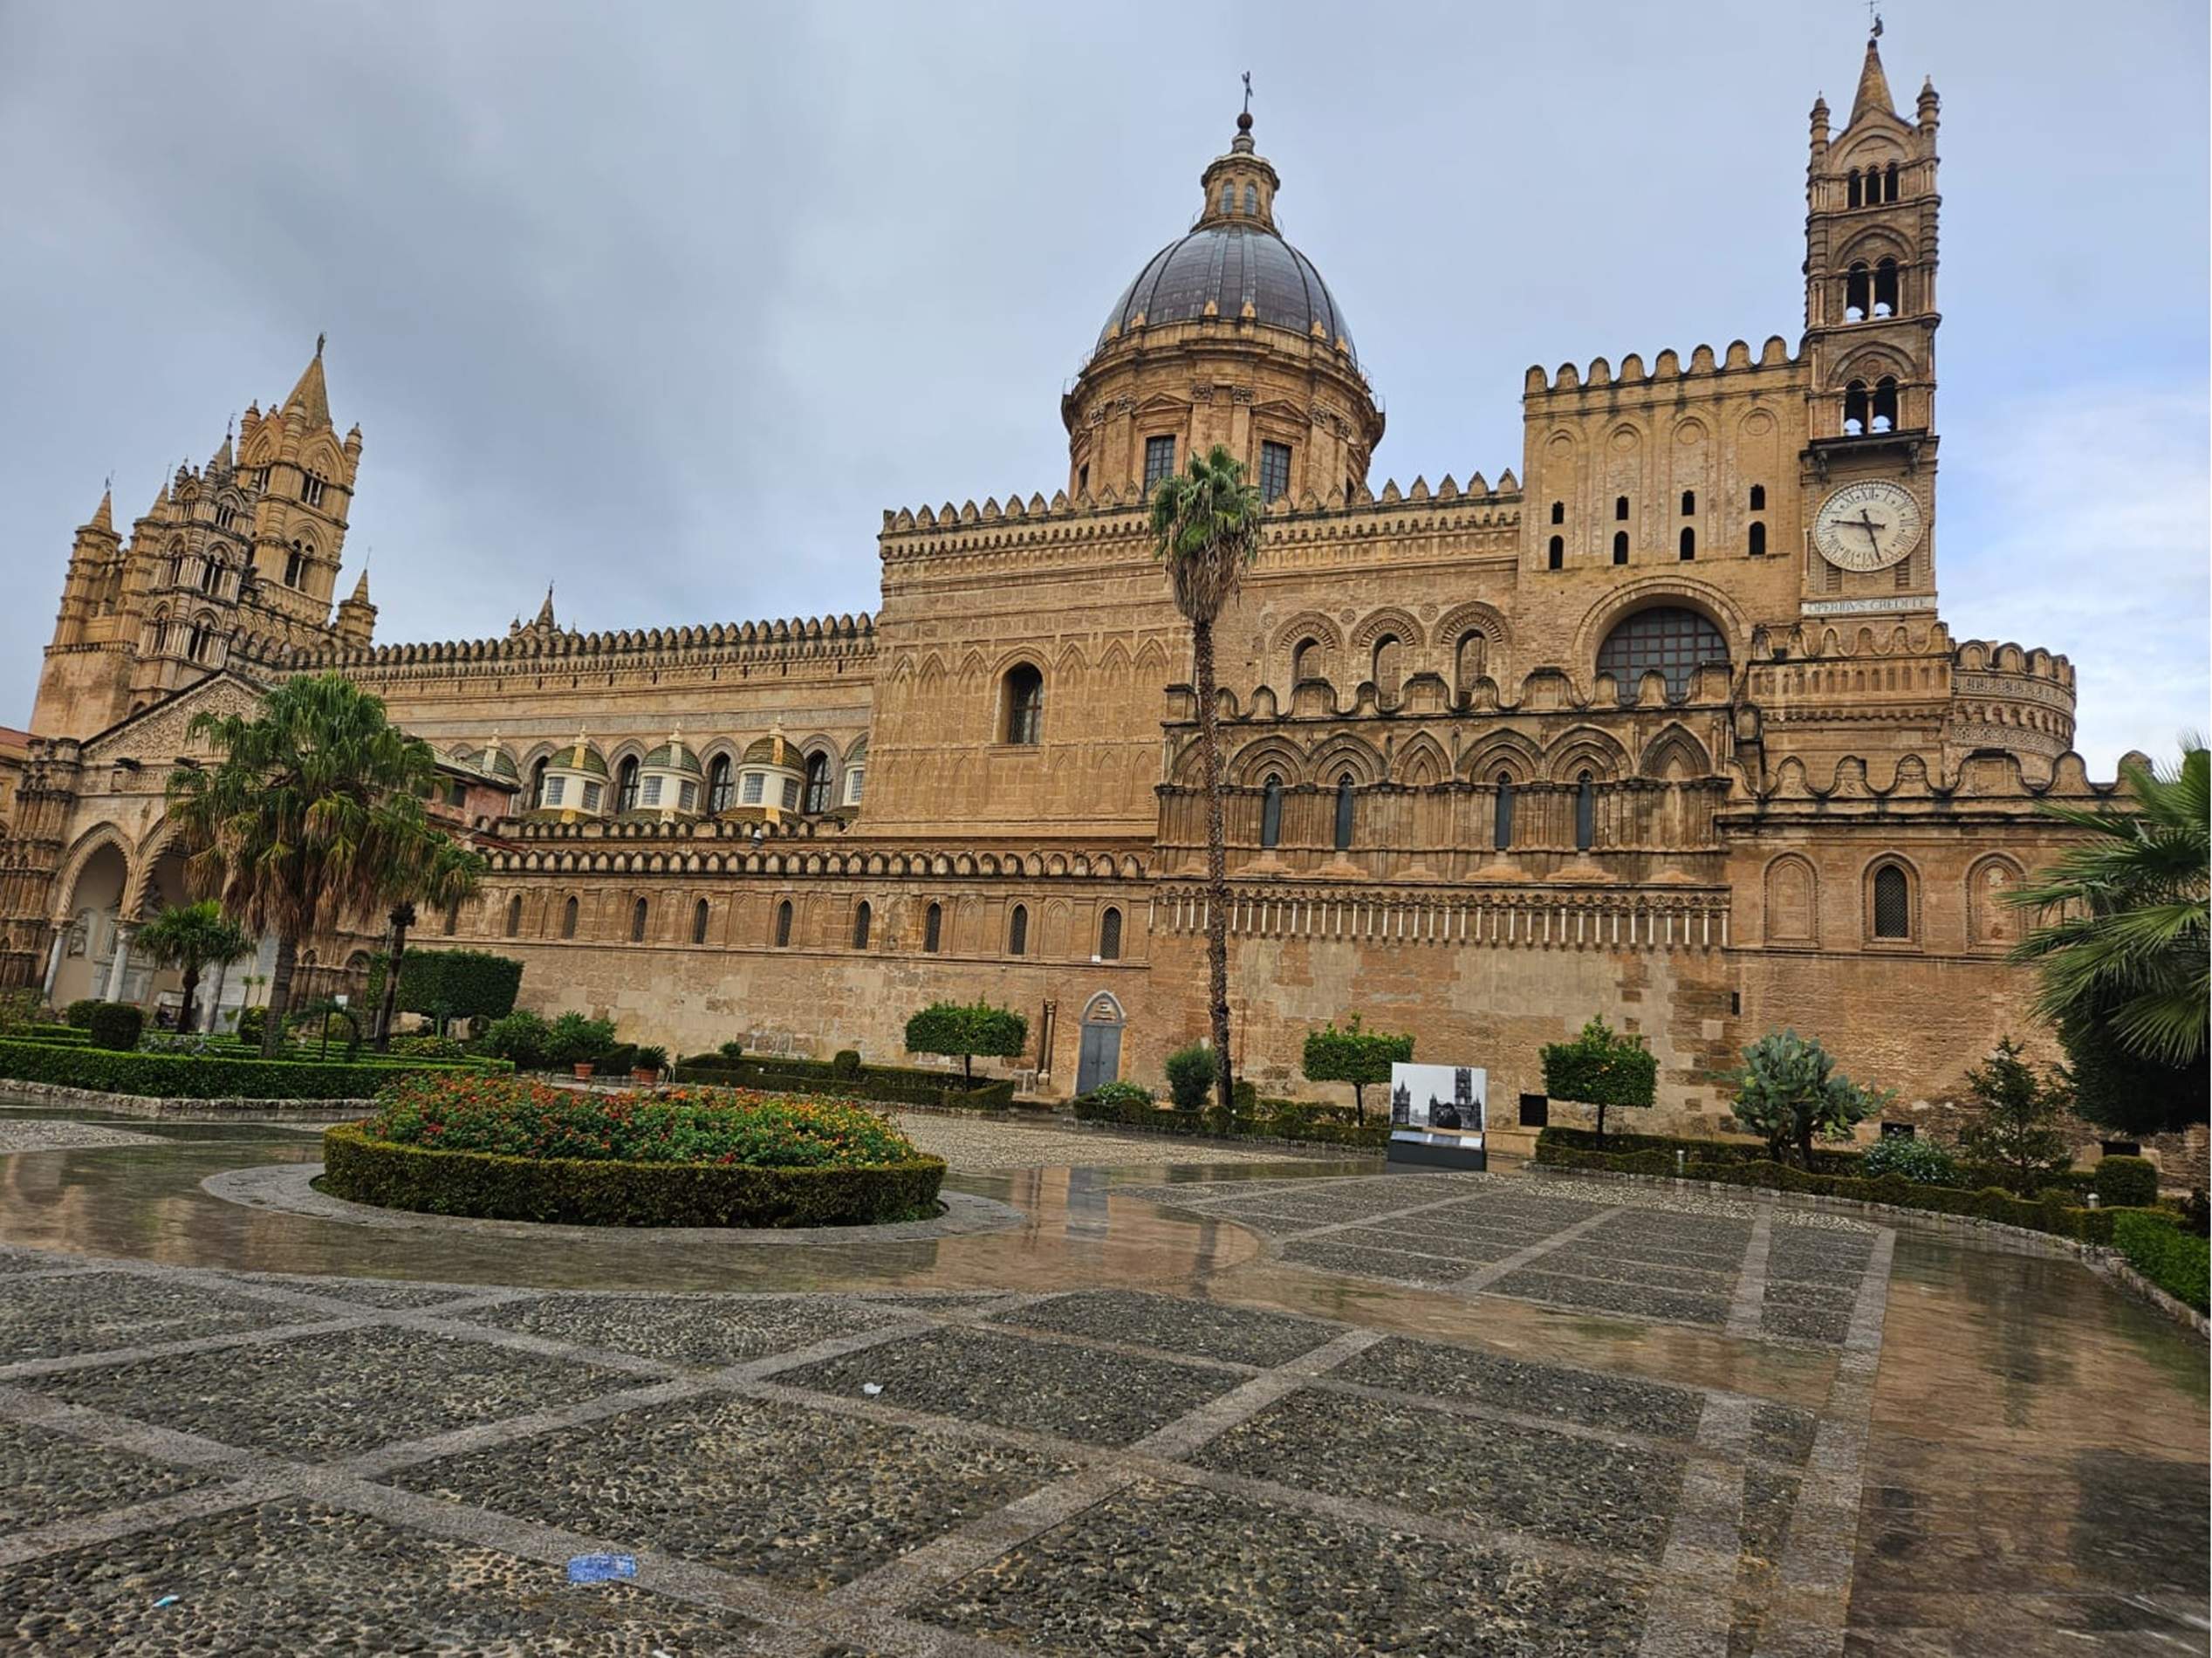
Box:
(0, 1037), (507, 1101)
(322, 1073), (945, 1227)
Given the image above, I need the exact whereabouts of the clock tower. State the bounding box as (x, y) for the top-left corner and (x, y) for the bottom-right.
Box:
(1799, 31), (1941, 617)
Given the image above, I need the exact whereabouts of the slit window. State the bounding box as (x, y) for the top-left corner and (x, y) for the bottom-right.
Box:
(561, 896), (579, 939)
(1493, 773), (1514, 851)
(505, 894), (523, 938)
(1098, 907), (1122, 961)
(1008, 903), (1028, 956)
(1680, 526), (1696, 560)
(853, 901), (872, 949)
(1260, 774), (1283, 848)
(1547, 535), (1564, 570)
(1575, 771), (1596, 851)
(1613, 531), (1629, 565)
(630, 898), (648, 942)
(1333, 775), (1355, 851)
(691, 899), (710, 944)
(775, 900), (793, 948)
(923, 902), (942, 954)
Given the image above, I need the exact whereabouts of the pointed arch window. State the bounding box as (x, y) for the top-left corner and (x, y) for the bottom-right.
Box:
(1843, 380), (1869, 435)
(853, 900), (872, 949)
(691, 899), (710, 944)
(775, 900), (793, 948)
(1098, 906), (1122, 961)
(561, 896), (579, 940)
(630, 897), (649, 942)
(1291, 637), (1321, 682)
(505, 894), (523, 938)
(804, 751), (832, 813)
(1260, 774), (1284, 848)
(1575, 771), (1597, 851)
(284, 544), (305, 586)
(1333, 774), (1355, 852)
(1008, 903), (1029, 956)
(1003, 663), (1044, 744)
(922, 902), (942, 954)
(1613, 531), (1629, 565)
(1371, 635), (1402, 699)
(1847, 170), (1864, 209)
(199, 558), (220, 594)
(1846, 263), (1870, 321)
(1873, 257), (1899, 317)
(615, 757), (640, 813)
(1884, 161), (1900, 202)
(1873, 863), (1912, 939)
(706, 755), (733, 812)
(1492, 773), (1515, 851)
(1547, 535), (1564, 570)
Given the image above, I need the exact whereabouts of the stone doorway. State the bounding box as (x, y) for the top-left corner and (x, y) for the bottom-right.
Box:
(1074, 993), (1125, 1094)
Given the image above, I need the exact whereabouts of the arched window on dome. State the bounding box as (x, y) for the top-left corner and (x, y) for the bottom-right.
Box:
(1596, 606), (1729, 705)
(1220, 182), (1234, 214)
(1243, 183), (1257, 215)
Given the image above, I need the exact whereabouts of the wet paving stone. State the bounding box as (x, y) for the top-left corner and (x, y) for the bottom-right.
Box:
(1278, 1236), (1470, 1286)
(1765, 1278), (1859, 1314)
(0, 1416), (222, 1533)
(1329, 1223), (1520, 1264)
(1485, 1268), (1729, 1326)
(0, 1249), (65, 1276)
(1743, 1463), (1802, 1563)
(216, 1275), (487, 1310)
(1196, 1387), (1686, 1558)
(1761, 1301), (1854, 1344)
(0, 1497), (761, 1655)
(0, 1271), (323, 1362)
(989, 1291), (1339, 1367)
(1522, 1254), (1738, 1293)
(923, 1476), (1649, 1655)
(29, 1326), (635, 1459)
(1750, 1403), (1819, 1469)
(468, 1292), (906, 1368)
(1770, 1227), (1874, 1280)
(775, 1326), (1239, 1446)
(395, 1392), (1072, 1591)
(1333, 1336), (1707, 1443)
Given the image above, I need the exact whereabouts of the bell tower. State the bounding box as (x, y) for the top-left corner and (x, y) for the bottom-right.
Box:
(1799, 31), (1942, 613)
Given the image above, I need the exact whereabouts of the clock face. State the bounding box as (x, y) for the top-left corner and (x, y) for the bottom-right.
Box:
(1813, 480), (1924, 572)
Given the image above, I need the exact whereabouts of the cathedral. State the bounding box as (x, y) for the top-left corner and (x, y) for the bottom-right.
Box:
(1, 35), (2135, 1131)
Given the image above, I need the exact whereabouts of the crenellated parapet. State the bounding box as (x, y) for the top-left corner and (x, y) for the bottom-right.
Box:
(273, 612), (877, 679)
(1743, 744), (2132, 809)
(1522, 337), (1800, 397)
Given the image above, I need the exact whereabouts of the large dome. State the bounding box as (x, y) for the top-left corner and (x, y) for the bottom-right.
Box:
(1097, 224), (1354, 362)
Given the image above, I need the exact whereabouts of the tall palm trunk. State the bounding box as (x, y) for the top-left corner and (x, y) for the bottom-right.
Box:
(374, 903), (414, 1052)
(263, 934), (298, 1059)
(1192, 615), (1235, 1118)
(176, 963), (201, 1036)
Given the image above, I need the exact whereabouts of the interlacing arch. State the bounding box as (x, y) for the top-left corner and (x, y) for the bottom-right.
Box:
(1458, 730), (1543, 784)
(1271, 611), (1345, 687)
(1306, 733), (1387, 788)
(1392, 732), (1450, 787)
(1227, 734), (1311, 787)
(1544, 726), (1631, 783)
(1637, 723), (1713, 780)
(1347, 606), (1426, 660)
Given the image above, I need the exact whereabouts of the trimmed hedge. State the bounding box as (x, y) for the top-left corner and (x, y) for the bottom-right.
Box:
(0, 1037), (505, 1100)
(1072, 1087), (1388, 1149)
(321, 1121), (945, 1228)
(671, 1053), (1013, 1113)
(2113, 1210), (2209, 1312)
(1532, 1133), (2166, 1246)
(2092, 1155), (2159, 1209)
(65, 999), (104, 1029)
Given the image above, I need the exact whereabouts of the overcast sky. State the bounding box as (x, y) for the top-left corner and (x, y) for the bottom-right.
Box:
(1, 1), (2202, 771)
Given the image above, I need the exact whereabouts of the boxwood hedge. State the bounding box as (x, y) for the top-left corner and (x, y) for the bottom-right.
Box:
(670, 1053), (1014, 1112)
(2113, 1209), (2210, 1312)
(320, 1121), (945, 1227)
(0, 1037), (505, 1100)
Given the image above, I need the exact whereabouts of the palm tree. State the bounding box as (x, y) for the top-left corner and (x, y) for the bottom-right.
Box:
(134, 901), (252, 1035)
(2007, 741), (2208, 1067)
(372, 836), (484, 1052)
(166, 674), (487, 1059)
(1150, 444), (1264, 1117)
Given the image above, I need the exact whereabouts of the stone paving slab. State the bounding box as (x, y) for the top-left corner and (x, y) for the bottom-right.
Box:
(214, 1273), (492, 1310)
(0, 1416), (223, 1533)
(0, 1497), (764, 1655)
(394, 1392), (1074, 1593)
(1195, 1386), (1685, 1559)
(777, 1326), (1242, 1447)
(469, 1292), (910, 1369)
(1326, 1223), (1524, 1264)
(986, 1291), (1340, 1367)
(1485, 1266), (1733, 1327)
(921, 1476), (1650, 1656)
(28, 1326), (636, 1459)
(0, 1271), (325, 1361)
(0, 1120), (168, 1154)
(1333, 1335), (1709, 1443)
(1277, 1235), (1473, 1285)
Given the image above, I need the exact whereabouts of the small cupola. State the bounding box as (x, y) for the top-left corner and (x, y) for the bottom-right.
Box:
(1196, 109), (1280, 230)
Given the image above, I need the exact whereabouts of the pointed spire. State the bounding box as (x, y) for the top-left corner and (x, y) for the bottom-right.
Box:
(88, 486), (114, 534)
(1850, 34), (1895, 122)
(209, 419), (234, 474)
(347, 568), (372, 604)
(282, 335), (332, 428)
(535, 584), (556, 628)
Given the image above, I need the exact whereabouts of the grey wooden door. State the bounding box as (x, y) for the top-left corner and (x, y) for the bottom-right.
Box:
(1076, 1022), (1121, 1094)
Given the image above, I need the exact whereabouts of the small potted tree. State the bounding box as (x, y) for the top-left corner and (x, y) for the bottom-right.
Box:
(548, 1012), (615, 1081)
(632, 1044), (668, 1086)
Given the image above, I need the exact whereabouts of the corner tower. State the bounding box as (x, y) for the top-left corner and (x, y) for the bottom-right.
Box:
(1062, 110), (1382, 506)
(1799, 32), (1942, 612)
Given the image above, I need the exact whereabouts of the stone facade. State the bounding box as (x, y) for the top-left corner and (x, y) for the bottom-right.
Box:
(1, 37), (2147, 1130)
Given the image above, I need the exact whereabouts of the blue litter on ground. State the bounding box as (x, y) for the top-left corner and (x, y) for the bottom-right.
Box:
(151, 1595), (180, 1608)
(565, 1553), (638, 1584)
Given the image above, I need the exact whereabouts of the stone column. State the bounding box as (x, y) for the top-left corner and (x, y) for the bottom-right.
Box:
(103, 923), (134, 1003)
(205, 958), (230, 1031)
(41, 930), (65, 999)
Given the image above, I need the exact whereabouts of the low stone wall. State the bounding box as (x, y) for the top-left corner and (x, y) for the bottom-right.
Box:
(1529, 1164), (2209, 1338)
(0, 1079), (369, 1120)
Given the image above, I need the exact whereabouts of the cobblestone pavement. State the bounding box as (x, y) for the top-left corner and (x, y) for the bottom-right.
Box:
(0, 1123), (2205, 1654)
(0, 1119), (166, 1154)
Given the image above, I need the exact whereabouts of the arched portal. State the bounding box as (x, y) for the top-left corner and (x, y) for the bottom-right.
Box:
(49, 841), (130, 1009)
(1075, 991), (1126, 1095)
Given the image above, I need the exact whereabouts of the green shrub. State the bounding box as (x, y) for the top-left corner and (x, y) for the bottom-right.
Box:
(2113, 1210), (2209, 1312)
(65, 999), (104, 1029)
(370, 948), (524, 1025)
(2092, 1155), (2159, 1209)
(236, 1006), (266, 1046)
(545, 1013), (617, 1069)
(86, 1004), (144, 1052)
(483, 1010), (552, 1070)
(668, 1052), (1011, 1113)
(1073, 1081), (1156, 1124)
(1301, 1014), (1414, 1124)
(719, 1039), (748, 1059)
(0, 1037), (500, 1100)
(1542, 1016), (1658, 1143)
(633, 1045), (669, 1074)
(1860, 1136), (1959, 1184)
(904, 1000), (1027, 1081)
(387, 1033), (468, 1059)
(324, 1119), (942, 1229)
(831, 1049), (862, 1079)
(1164, 1043), (1216, 1112)
(1955, 1038), (2074, 1195)
(1723, 1029), (1888, 1166)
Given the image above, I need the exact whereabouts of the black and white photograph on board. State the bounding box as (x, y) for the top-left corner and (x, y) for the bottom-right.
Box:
(1387, 1063), (1485, 1133)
